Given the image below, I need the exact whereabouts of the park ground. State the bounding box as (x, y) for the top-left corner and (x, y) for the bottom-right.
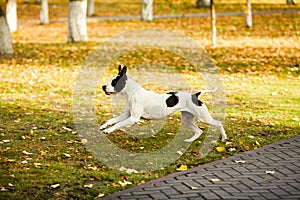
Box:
(0, 1), (300, 199)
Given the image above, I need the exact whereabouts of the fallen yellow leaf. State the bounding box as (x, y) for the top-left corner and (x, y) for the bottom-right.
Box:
(216, 146), (226, 153)
(176, 164), (188, 171)
(84, 184), (93, 188)
(118, 180), (133, 187)
(40, 151), (47, 156)
(6, 159), (16, 163)
(62, 126), (72, 132)
(34, 163), (42, 168)
(90, 166), (98, 171)
(67, 140), (75, 144)
(210, 178), (221, 183)
(190, 186), (197, 190)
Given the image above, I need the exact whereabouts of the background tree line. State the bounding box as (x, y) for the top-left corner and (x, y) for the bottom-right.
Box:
(0, 0), (297, 54)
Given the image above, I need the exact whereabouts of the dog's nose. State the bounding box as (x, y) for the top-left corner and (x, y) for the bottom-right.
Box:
(102, 85), (107, 91)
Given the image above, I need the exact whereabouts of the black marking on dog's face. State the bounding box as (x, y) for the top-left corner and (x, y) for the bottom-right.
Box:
(191, 92), (203, 106)
(102, 66), (128, 95)
(166, 92), (179, 107)
(112, 74), (127, 92)
(112, 66), (127, 92)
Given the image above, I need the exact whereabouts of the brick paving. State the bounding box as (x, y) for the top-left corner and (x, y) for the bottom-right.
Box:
(101, 135), (300, 200)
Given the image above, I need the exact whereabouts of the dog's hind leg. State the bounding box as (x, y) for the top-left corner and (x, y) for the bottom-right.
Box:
(211, 119), (227, 142)
(197, 114), (227, 142)
(181, 111), (203, 142)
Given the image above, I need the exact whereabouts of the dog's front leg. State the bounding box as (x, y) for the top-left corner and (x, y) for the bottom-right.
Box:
(102, 106), (142, 134)
(99, 104), (130, 130)
(102, 116), (139, 134)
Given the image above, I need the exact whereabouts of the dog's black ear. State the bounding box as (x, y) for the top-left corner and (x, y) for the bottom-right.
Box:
(120, 66), (127, 76)
(118, 65), (122, 73)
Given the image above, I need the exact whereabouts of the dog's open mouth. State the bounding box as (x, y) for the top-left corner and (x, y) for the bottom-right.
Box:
(102, 85), (116, 95)
(104, 91), (116, 95)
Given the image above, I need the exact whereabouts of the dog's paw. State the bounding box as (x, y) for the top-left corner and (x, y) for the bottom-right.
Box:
(99, 124), (108, 130)
(221, 136), (227, 142)
(102, 127), (114, 134)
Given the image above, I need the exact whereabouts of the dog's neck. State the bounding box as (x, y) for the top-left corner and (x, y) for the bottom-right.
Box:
(121, 78), (144, 99)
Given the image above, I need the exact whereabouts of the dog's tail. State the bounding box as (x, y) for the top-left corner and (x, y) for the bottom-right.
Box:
(195, 86), (218, 96)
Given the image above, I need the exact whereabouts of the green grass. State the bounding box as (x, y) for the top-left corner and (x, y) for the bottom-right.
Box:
(0, 3), (300, 199)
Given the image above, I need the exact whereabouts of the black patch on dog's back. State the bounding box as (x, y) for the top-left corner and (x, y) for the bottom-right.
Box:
(191, 92), (203, 106)
(166, 92), (179, 107)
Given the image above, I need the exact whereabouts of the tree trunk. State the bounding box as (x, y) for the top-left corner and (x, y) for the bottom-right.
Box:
(141, 0), (153, 21)
(40, 0), (49, 24)
(210, 0), (216, 47)
(0, 7), (14, 54)
(6, 0), (17, 32)
(286, 0), (295, 5)
(196, 0), (210, 7)
(68, 0), (88, 42)
(246, 0), (252, 28)
(87, 0), (94, 17)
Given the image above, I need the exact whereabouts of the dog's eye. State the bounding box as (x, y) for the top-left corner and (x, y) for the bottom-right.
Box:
(111, 78), (117, 87)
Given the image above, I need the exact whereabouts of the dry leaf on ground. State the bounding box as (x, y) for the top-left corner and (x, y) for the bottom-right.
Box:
(210, 178), (221, 183)
(176, 164), (188, 171)
(118, 180), (133, 187)
(50, 184), (60, 189)
(216, 146), (226, 153)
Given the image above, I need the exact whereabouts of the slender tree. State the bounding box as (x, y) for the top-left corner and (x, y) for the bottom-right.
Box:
(0, 7), (14, 54)
(141, 0), (153, 21)
(68, 0), (88, 42)
(286, 0), (295, 5)
(6, 0), (17, 32)
(40, 0), (49, 24)
(196, 0), (210, 7)
(210, 0), (216, 46)
(87, 0), (94, 17)
(246, 0), (252, 28)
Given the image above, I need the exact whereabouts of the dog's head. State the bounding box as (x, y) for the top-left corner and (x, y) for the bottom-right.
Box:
(102, 65), (128, 95)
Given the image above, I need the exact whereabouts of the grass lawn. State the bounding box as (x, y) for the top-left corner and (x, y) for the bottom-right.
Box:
(0, 2), (299, 199)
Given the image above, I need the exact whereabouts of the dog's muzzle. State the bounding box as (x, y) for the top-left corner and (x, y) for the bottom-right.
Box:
(102, 85), (115, 95)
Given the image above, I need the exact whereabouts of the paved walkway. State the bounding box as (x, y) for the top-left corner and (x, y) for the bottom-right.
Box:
(102, 135), (300, 200)
(19, 9), (300, 24)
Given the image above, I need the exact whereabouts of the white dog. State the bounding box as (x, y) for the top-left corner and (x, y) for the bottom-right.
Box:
(100, 66), (227, 142)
